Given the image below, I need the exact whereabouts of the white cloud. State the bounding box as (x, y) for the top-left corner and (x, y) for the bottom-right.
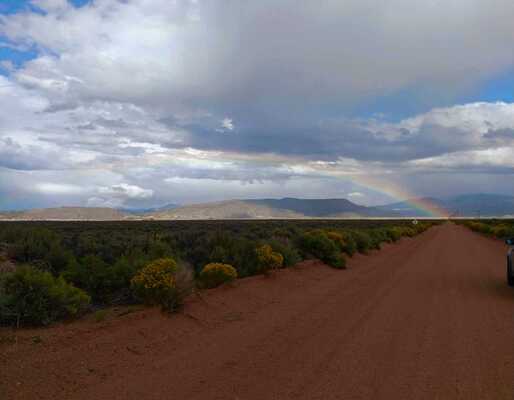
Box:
(1, 1), (513, 111)
(35, 182), (85, 195)
(99, 183), (154, 199)
(0, 1), (513, 208)
(220, 117), (234, 131)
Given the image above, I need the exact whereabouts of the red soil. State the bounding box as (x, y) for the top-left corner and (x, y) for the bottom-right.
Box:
(1, 223), (513, 399)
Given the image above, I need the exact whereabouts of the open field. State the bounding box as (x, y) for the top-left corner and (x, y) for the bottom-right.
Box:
(1, 223), (513, 399)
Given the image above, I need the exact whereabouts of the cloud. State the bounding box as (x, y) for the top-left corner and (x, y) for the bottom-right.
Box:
(99, 183), (154, 200)
(0, 1), (513, 208)
(2, 1), (514, 110)
(35, 182), (85, 195)
(217, 117), (234, 132)
(87, 183), (154, 208)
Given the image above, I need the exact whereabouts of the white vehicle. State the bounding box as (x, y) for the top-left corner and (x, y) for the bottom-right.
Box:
(507, 239), (514, 287)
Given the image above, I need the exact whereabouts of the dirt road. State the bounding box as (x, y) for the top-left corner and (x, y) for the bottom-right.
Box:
(1, 223), (513, 399)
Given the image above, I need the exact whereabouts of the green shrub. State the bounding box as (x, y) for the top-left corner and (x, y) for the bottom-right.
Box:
(338, 231), (357, 256)
(62, 254), (140, 303)
(199, 263), (238, 288)
(349, 230), (373, 254)
(5, 228), (73, 275)
(386, 226), (403, 242)
(209, 245), (229, 264)
(0, 265), (90, 326)
(268, 239), (302, 267)
(130, 258), (193, 312)
(367, 229), (388, 249)
(298, 231), (346, 269)
(326, 231), (346, 251)
(491, 224), (511, 238)
(466, 221), (492, 235)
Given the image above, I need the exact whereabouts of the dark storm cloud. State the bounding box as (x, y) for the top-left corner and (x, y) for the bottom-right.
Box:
(163, 116), (475, 162)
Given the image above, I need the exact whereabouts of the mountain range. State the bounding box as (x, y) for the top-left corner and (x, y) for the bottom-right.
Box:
(0, 194), (512, 220)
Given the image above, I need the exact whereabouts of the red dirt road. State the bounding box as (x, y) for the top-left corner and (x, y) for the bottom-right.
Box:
(1, 223), (514, 399)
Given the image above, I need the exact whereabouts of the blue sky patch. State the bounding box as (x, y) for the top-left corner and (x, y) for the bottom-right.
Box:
(0, 0), (90, 15)
(474, 69), (514, 103)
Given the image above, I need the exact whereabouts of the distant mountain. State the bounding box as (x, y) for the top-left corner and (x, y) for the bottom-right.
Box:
(0, 194), (512, 220)
(149, 198), (397, 219)
(149, 200), (305, 219)
(376, 197), (448, 218)
(121, 203), (180, 214)
(445, 194), (514, 217)
(378, 194), (514, 217)
(245, 198), (392, 218)
(0, 207), (130, 221)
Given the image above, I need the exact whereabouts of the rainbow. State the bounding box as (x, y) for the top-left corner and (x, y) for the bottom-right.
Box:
(349, 175), (450, 218)
(305, 162), (450, 218)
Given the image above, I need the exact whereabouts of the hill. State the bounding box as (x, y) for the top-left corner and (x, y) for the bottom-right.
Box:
(121, 203), (180, 215)
(245, 198), (389, 218)
(149, 200), (304, 219)
(1, 194), (512, 220)
(0, 207), (130, 220)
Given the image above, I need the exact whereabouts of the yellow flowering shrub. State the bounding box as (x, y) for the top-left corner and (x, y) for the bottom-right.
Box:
(256, 244), (284, 274)
(199, 263), (238, 288)
(131, 258), (191, 311)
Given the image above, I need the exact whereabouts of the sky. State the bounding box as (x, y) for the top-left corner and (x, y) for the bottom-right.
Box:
(0, 0), (513, 210)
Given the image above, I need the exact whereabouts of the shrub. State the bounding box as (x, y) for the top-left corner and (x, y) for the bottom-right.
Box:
(256, 244), (284, 274)
(298, 231), (346, 269)
(491, 224), (511, 238)
(467, 221), (492, 235)
(268, 239), (302, 267)
(130, 258), (193, 312)
(62, 254), (141, 304)
(327, 231), (346, 251)
(348, 230), (373, 254)
(340, 232), (358, 256)
(386, 226), (404, 242)
(400, 227), (416, 237)
(326, 231), (358, 256)
(199, 263), (238, 288)
(209, 246), (229, 264)
(0, 265), (90, 326)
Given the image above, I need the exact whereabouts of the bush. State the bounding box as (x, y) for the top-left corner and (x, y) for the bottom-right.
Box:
(298, 231), (346, 269)
(199, 263), (238, 288)
(268, 239), (302, 267)
(0, 265), (90, 326)
(209, 245), (229, 264)
(256, 244), (284, 274)
(491, 224), (512, 238)
(466, 221), (492, 235)
(386, 226), (404, 242)
(345, 230), (369, 254)
(327, 231), (346, 251)
(130, 258), (193, 312)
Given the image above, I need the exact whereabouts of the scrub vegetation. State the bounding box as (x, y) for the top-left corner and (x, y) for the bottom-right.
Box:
(0, 219), (437, 326)
(459, 220), (514, 239)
